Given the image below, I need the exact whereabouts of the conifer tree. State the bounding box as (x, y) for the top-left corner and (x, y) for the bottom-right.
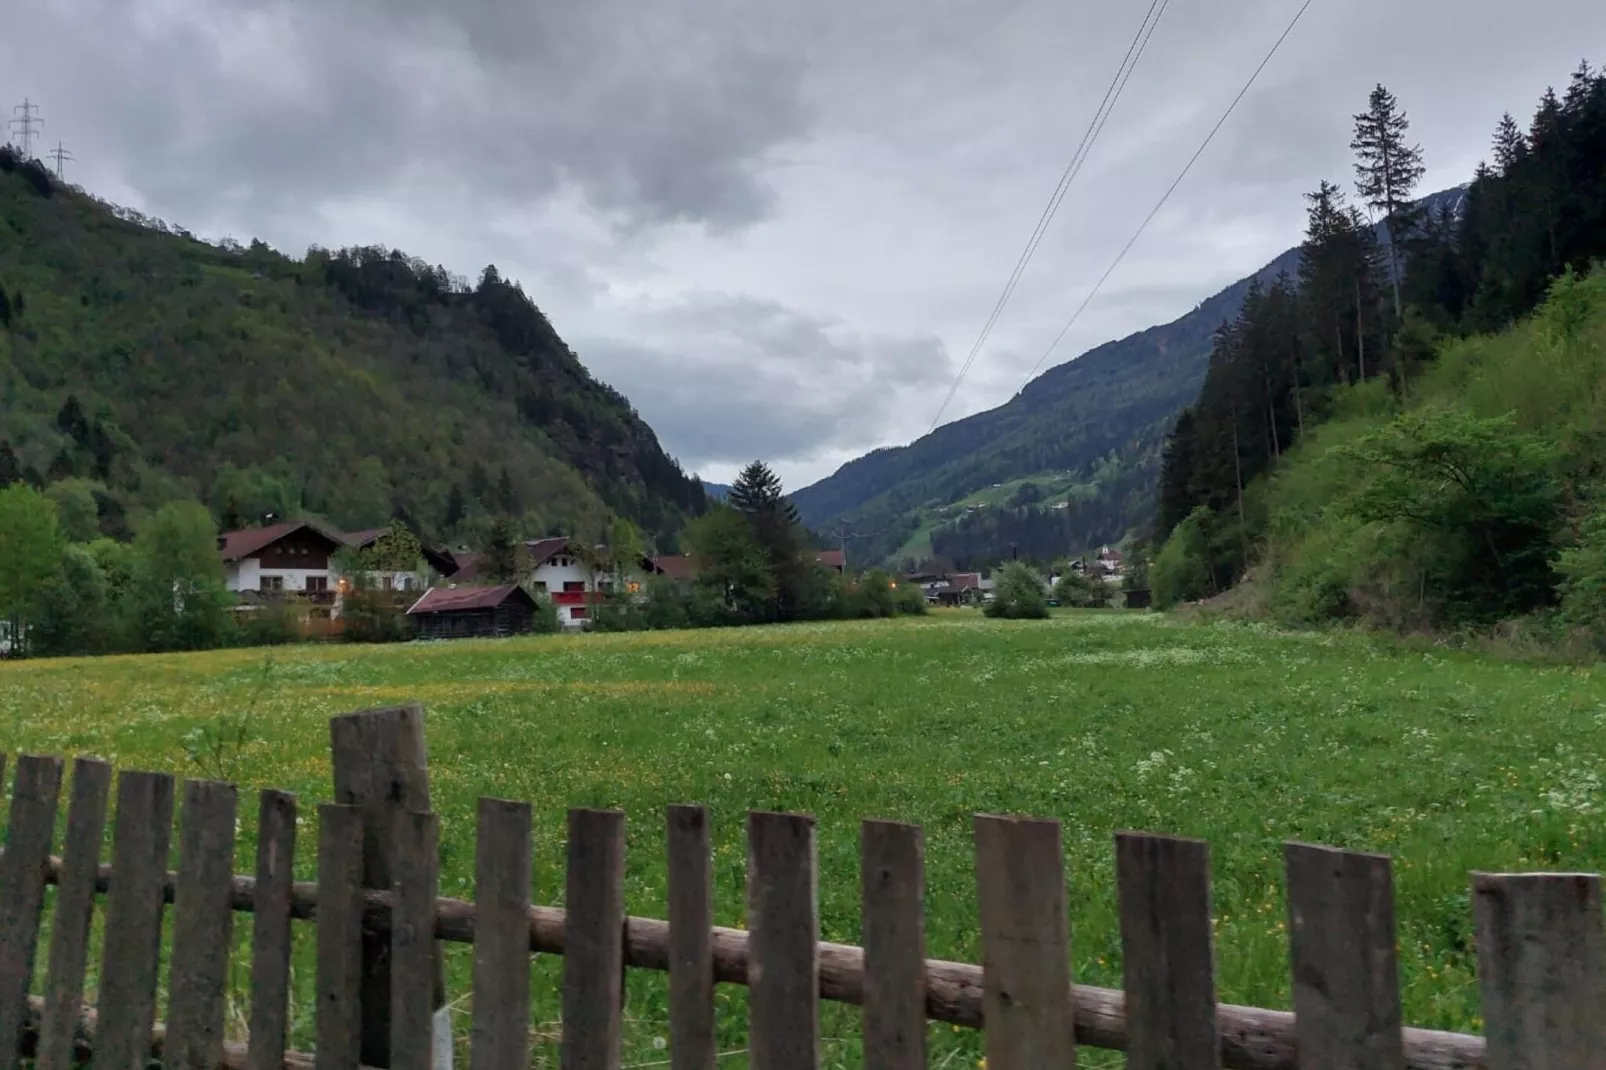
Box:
(1492, 113), (1528, 175)
(1351, 84), (1426, 318)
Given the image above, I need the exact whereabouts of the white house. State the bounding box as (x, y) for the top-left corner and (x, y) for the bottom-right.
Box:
(218, 521), (347, 618)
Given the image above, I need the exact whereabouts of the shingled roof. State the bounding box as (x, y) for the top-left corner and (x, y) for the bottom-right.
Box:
(217, 520), (345, 562)
(405, 585), (534, 615)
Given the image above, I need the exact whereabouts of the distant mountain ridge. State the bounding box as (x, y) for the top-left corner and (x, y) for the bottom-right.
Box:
(790, 186), (1468, 567)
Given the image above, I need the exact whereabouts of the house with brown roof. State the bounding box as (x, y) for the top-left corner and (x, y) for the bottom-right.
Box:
(406, 585), (540, 641)
(340, 528), (433, 594)
(218, 520), (347, 617)
(814, 549), (846, 573)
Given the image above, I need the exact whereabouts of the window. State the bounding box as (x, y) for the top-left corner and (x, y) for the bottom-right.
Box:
(570, 607), (588, 620)
(306, 576), (329, 593)
(260, 576), (285, 592)
(563, 581), (585, 593)
(598, 579), (614, 594)
(531, 581), (548, 594)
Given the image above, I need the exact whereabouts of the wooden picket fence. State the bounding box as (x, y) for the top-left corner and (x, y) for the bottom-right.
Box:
(0, 705), (1600, 1069)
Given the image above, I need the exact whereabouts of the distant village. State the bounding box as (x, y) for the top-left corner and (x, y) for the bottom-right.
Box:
(220, 519), (1136, 640)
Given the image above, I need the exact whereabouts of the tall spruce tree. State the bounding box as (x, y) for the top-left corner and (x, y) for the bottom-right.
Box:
(1351, 84), (1426, 318)
(728, 460), (809, 621)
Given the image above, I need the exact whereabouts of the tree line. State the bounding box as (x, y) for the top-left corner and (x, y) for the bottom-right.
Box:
(1152, 63), (1606, 628)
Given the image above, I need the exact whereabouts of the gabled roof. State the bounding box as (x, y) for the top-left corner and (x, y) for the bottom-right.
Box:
(405, 585), (536, 615)
(814, 549), (846, 569)
(341, 528), (388, 549)
(652, 554), (698, 582)
(218, 520), (345, 563)
(525, 537), (573, 567)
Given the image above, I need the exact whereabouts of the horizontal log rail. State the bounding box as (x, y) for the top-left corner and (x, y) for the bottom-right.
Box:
(34, 852), (1488, 1070)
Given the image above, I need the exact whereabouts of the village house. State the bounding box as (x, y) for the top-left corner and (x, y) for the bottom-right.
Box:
(339, 528), (434, 593)
(218, 520), (347, 619)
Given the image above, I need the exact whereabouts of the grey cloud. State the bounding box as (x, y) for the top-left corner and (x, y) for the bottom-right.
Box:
(10, 0), (812, 229)
(573, 295), (953, 471)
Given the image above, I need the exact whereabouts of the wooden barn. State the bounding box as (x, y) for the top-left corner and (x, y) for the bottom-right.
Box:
(405, 584), (539, 641)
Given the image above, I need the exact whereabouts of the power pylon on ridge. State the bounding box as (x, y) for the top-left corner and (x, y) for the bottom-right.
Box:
(47, 141), (73, 181)
(7, 98), (42, 161)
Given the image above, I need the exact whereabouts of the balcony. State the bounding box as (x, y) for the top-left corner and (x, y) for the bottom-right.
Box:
(551, 590), (606, 607)
(255, 588), (338, 606)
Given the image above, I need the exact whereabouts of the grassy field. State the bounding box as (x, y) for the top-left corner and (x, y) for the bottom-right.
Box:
(1, 610), (1603, 1066)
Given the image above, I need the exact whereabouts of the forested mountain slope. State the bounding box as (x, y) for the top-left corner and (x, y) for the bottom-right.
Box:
(790, 189), (1463, 569)
(0, 149), (708, 544)
(1152, 67), (1606, 634)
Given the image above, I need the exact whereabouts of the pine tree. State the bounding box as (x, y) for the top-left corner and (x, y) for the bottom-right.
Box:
(483, 517), (526, 584)
(1351, 83), (1426, 318)
(1156, 409), (1198, 539)
(444, 484), (467, 531)
(1492, 113), (1528, 175)
(728, 460), (807, 620)
(0, 442), (20, 487)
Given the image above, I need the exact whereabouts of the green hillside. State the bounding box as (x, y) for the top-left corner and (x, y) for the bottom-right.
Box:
(0, 149), (708, 544)
(1251, 268), (1606, 635)
(1152, 67), (1606, 639)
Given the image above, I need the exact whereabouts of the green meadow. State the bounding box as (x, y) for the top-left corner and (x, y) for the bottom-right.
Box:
(1, 611), (1602, 1066)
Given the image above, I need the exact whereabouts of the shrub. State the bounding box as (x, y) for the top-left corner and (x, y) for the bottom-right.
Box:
(1054, 570), (1109, 608)
(1152, 507), (1217, 609)
(984, 563), (1049, 619)
(1556, 508), (1606, 642)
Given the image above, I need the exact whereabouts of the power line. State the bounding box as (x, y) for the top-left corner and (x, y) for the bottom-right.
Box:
(47, 141), (73, 181)
(7, 99), (42, 161)
(1016, 0), (1318, 391)
(928, 0), (1172, 432)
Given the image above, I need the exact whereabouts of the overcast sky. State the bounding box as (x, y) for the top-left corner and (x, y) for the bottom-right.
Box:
(5, 0), (1602, 490)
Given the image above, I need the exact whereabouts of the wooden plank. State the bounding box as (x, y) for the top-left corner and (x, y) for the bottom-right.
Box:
(166, 779), (240, 1070)
(391, 810), (440, 1070)
(860, 820), (926, 1070)
(747, 810), (819, 1070)
(973, 814), (1074, 1070)
(1473, 871), (1606, 1069)
(93, 770), (176, 1070)
(561, 808), (626, 1070)
(329, 705), (445, 1068)
(1284, 842), (1404, 1070)
(666, 805), (715, 1070)
(1115, 832), (1218, 1070)
(37, 758), (111, 1070)
(316, 804), (366, 1070)
(0, 755), (62, 1069)
(470, 799), (532, 1070)
(248, 790), (297, 1070)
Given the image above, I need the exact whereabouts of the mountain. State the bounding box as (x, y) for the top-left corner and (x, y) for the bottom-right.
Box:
(0, 150), (707, 544)
(790, 186), (1468, 569)
(704, 482), (732, 502)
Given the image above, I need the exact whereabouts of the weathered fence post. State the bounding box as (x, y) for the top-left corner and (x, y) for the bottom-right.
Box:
(330, 705), (449, 1069)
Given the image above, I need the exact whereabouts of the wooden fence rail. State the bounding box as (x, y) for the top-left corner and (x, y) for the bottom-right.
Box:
(0, 706), (1596, 1069)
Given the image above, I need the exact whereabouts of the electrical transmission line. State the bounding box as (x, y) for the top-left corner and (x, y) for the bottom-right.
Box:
(1015, 0), (1318, 391)
(7, 99), (42, 161)
(927, 0), (1172, 432)
(47, 141), (73, 181)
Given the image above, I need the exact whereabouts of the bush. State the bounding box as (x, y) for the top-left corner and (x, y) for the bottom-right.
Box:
(1054, 570), (1109, 608)
(239, 603), (303, 647)
(892, 579), (929, 616)
(1556, 508), (1606, 642)
(339, 585), (414, 644)
(984, 563), (1050, 619)
(1152, 507), (1217, 609)
(531, 595), (561, 634)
